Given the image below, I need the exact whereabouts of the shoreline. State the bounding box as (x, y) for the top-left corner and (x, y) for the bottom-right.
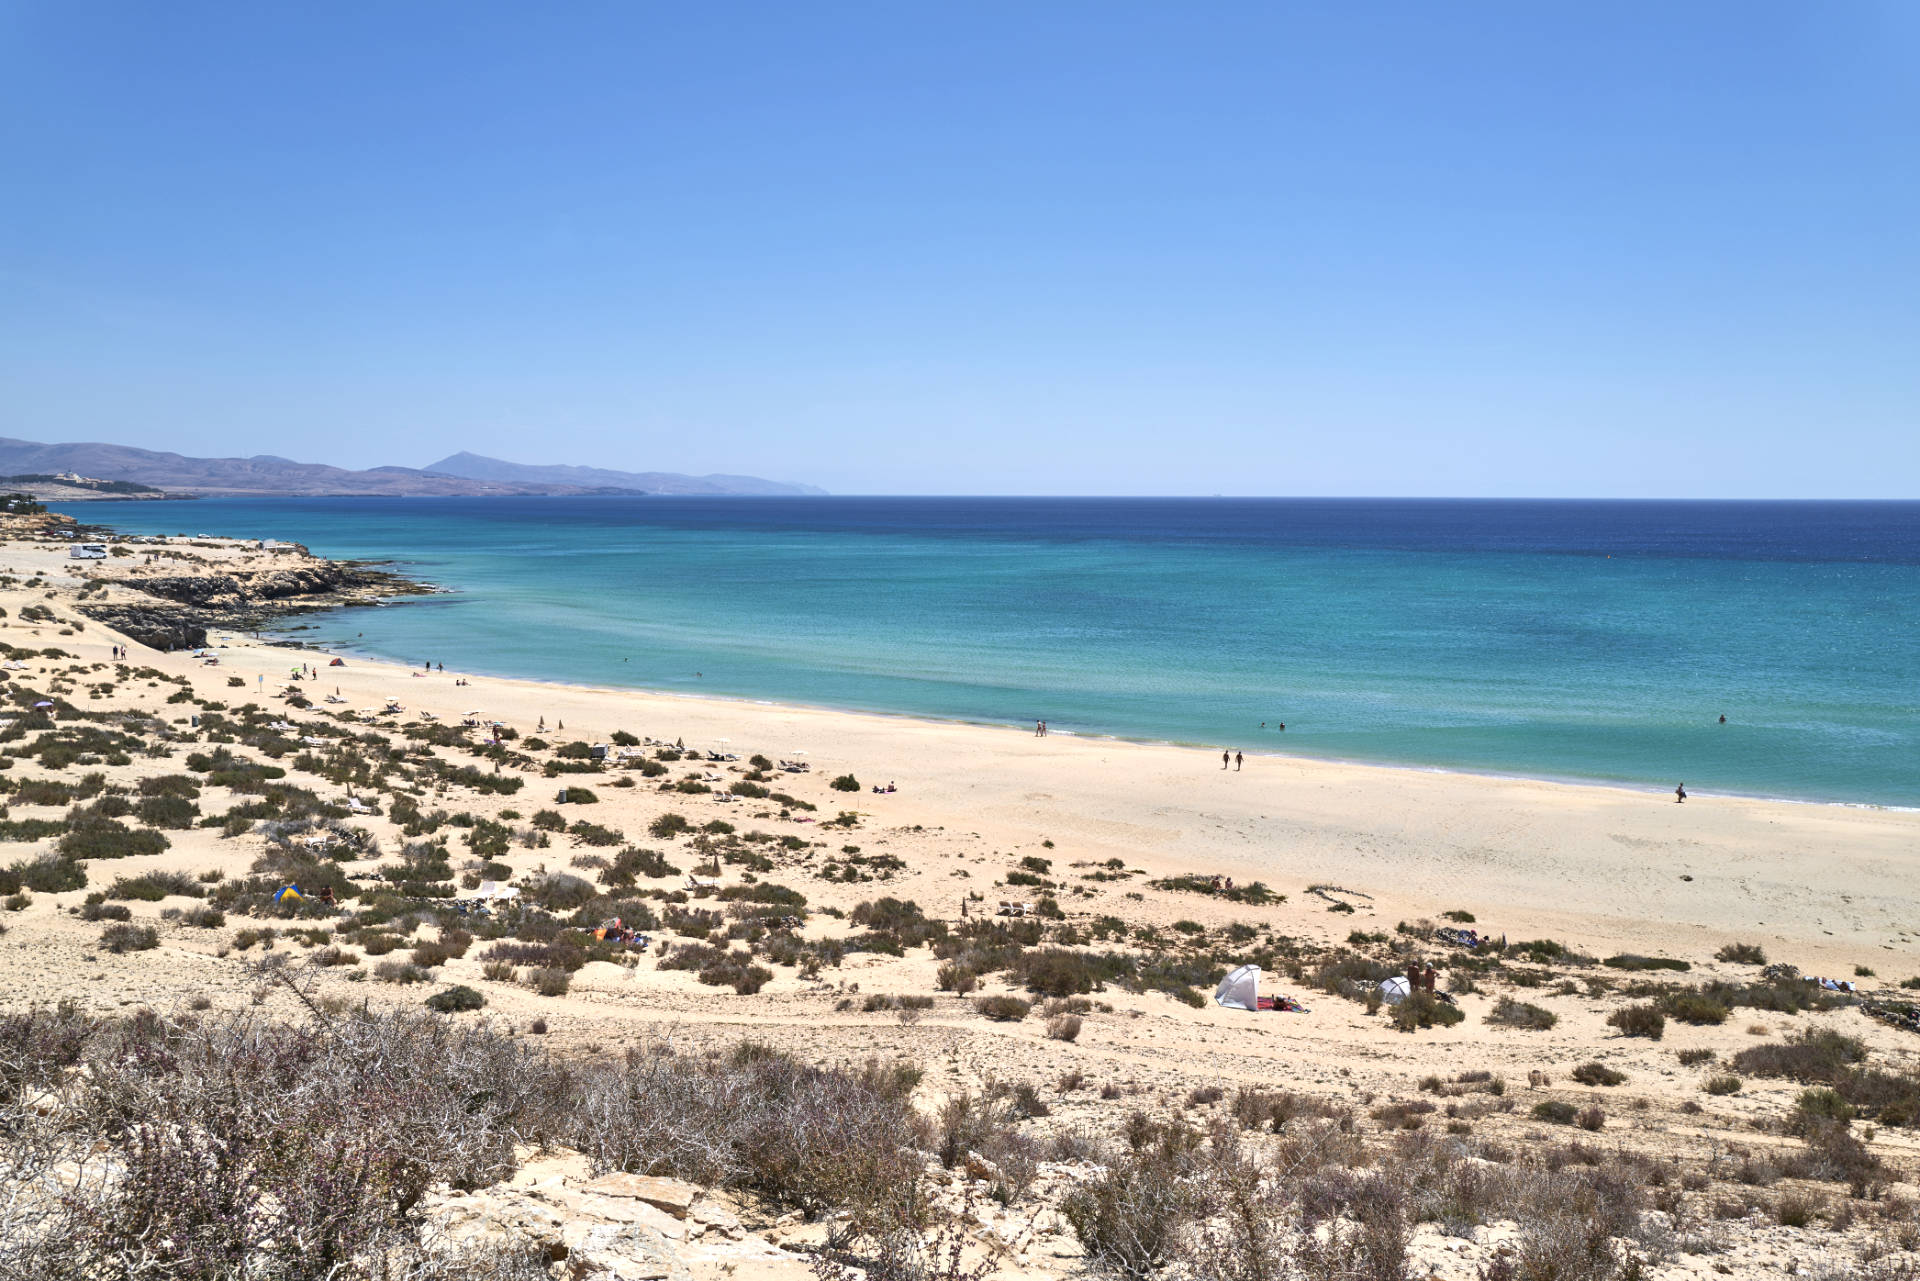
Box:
(297, 627), (1916, 815)
(63, 498), (1919, 813)
(185, 618), (1920, 972)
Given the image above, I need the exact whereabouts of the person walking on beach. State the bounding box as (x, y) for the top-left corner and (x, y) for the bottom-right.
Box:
(1675, 782), (1687, 804)
(1222, 749), (1230, 770)
(1234, 750), (1243, 771)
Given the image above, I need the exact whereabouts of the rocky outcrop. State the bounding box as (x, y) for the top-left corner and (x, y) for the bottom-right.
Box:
(421, 1166), (800, 1281)
(76, 559), (431, 651)
(73, 604), (208, 652)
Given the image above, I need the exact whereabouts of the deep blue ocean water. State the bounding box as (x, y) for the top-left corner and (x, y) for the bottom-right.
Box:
(61, 497), (1920, 807)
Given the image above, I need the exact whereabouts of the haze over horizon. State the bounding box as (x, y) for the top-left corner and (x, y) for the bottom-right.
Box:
(4, 4), (1917, 498)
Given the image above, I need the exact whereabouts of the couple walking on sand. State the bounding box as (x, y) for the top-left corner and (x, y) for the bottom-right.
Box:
(1222, 749), (1241, 771)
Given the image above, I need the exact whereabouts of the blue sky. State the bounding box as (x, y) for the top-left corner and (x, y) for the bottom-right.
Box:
(3, 3), (1916, 496)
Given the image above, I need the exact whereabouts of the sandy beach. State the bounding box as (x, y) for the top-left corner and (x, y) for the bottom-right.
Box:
(5, 516), (1920, 1279)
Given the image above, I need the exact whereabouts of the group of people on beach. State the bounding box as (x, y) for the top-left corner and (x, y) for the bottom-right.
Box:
(1222, 749), (1242, 770)
(1407, 962), (1442, 994)
(591, 919), (649, 947)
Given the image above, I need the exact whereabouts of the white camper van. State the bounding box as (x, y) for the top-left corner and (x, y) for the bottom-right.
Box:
(69, 544), (107, 560)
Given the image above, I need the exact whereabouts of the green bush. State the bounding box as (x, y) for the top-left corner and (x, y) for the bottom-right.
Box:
(1796, 1088), (1855, 1128)
(601, 846), (680, 885)
(648, 813), (692, 840)
(1531, 1100), (1579, 1125)
(12, 856), (86, 893)
(1389, 990), (1465, 1032)
(529, 967), (572, 997)
(107, 871), (203, 901)
(1732, 1028), (1867, 1082)
(1705, 1075), (1743, 1095)
(1485, 996), (1557, 1030)
(1017, 949), (1103, 997)
(60, 820), (169, 861)
(137, 794), (199, 829)
(99, 923), (159, 953)
(830, 774), (860, 792)
(554, 786), (596, 805)
(1665, 992), (1731, 1025)
(424, 985), (487, 1014)
(1607, 1003), (1666, 1040)
(974, 995), (1031, 1021)
(1570, 1062), (1626, 1087)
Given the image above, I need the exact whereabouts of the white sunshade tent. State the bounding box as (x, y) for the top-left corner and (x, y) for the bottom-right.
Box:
(1215, 964), (1261, 1011)
(1379, 976), (1412, 1005)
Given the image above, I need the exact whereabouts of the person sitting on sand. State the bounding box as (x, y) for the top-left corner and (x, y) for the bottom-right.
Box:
(886, 781), (896, 792)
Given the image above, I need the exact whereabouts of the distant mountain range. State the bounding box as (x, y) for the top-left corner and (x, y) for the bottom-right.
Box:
(0, 437), (822, 498)
(424, 452), (827, 496)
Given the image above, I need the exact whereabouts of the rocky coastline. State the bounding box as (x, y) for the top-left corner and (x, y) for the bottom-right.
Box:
(77, 559), (433, 651)
(7, 511), (436, 650)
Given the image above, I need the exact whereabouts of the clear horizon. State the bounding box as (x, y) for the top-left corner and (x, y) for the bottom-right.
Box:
(4, 4), (1917, 498)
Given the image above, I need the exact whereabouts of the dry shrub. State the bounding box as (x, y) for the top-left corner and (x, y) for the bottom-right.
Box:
(935, 962), (978, 995)
(1061, 1149), (1200, 1277)
(1570, 1062), (1626, 1087)
(973, 994), (1030, 1022)
(1607, 1004), (1665, 1040)
(98, 923), (158, 953)
(1388, 990), (1463, 1032)
(1047, 1014), (1083, 1042)
(0, 1008), (562, 1281)
(568, 1041), (923, 1233)
(1486, 996), (1558, 1030)
(528, 967), (571, 997)
(1231, 1087), (1350, 1133)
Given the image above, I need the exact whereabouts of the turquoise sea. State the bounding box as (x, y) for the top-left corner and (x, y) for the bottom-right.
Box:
(60, 497), (1920, 808)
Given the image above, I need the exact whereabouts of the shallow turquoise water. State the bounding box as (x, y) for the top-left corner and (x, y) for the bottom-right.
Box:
(63, 497), (1920, 807)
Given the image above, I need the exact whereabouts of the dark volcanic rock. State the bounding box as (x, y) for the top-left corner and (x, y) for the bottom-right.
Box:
(78, 605), (208, 652)
(82, 562), (428, 651)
